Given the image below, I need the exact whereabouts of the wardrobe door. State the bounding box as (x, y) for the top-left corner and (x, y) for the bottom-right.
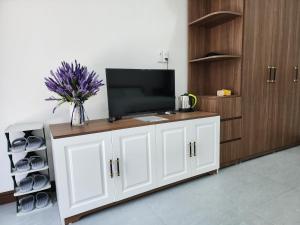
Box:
(280, 0), (300, 146)
(266, 0), (287, 150)
(242, 0), (278, 156)
(293, 0), (300, 144)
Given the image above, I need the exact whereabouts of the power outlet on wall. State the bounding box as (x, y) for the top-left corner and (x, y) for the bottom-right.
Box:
(158, 50), (169, 63)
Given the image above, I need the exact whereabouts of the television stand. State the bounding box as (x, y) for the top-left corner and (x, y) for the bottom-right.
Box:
(49, 111), (220, 225)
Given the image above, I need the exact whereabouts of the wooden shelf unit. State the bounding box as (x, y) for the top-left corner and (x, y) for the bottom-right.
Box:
(189, 11), (242, 27)
(188, 0), (244, 167)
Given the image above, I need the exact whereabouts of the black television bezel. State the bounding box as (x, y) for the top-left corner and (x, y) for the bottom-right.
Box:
(106, 68), (175, 120)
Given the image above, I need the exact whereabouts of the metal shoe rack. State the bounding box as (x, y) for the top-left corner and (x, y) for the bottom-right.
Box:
(5, 122), (52, 216)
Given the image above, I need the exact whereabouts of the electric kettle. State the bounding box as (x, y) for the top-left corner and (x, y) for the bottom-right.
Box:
(178, 93), (197, 112)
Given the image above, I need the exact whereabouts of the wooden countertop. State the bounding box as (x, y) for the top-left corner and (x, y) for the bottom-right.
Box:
(49, 111), (218, 139)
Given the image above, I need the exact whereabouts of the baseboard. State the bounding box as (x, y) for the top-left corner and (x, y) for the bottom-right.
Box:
(240, 143), (300, 163)
(0, 191), (15, 205)
(220, 143), (300, 168)
(0, 181), (56, 205)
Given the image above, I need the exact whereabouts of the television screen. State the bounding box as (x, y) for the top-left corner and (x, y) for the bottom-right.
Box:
(106, 69), (175, 119)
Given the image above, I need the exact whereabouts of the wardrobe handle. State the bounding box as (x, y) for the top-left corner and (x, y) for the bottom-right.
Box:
(294, 66), (299, 83)
(267, 66), (273, 83)
(109, 160), (113, 178)
(116, 158), (120, 176)
(193, 141), (196, 156)
(273, 67), (277, 83)
(189, 142), (192, 157)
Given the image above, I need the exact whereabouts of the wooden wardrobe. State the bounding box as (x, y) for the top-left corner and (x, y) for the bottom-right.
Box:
(188, 0), (300, 167)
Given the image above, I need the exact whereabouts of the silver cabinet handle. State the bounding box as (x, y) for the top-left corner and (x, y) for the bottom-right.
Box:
(267, 66), (273, 83)
(189, 142), (192, 157)
(294, 66), (299, 83)
(267, 66), (277, 83)
(194, 141), (196, 156)
(109, 160), (113, 178)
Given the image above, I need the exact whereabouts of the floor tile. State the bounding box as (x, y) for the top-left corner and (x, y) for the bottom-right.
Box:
(252, 187), (300, 225)
(144, 183), (233, 225)
(219, 208), (276, 225)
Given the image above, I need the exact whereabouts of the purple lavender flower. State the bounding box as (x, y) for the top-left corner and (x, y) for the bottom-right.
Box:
(45, 60), (104, 112)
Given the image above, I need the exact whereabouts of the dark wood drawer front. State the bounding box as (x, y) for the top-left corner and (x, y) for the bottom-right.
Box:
(220, 139), (241, 167)
(199, 96), (241, 119)
(218, 97), (241, 119)
(220, 119), (242, 143)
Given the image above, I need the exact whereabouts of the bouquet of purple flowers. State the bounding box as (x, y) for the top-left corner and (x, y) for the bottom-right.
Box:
(45, 60), (104, 125)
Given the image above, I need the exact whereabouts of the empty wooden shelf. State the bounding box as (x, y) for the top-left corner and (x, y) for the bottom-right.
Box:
(189, 11), (242, 27)
(189, 55), (241, 63)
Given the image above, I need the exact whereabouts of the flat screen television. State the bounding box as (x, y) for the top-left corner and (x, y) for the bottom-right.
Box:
(106, 68), (175, 120)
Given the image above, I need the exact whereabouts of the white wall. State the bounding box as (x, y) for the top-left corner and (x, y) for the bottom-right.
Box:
(0, 0), (187, 192)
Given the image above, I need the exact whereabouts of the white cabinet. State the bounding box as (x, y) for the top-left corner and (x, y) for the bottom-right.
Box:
(155, 118), (220, 186)
(156, 121), (192, 186)
(190, 117), (220, 176)
(112, 126), (156, 200)
(51, 116), (220, 224)
(51, 132), (115, 218)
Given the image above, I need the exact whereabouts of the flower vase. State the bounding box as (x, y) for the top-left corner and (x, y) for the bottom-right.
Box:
(70, 103), (86, 126)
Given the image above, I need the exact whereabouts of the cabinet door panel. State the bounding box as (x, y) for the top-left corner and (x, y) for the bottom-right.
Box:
(156, 121), (191, 186)
(112, 126), (156, 200)
(51, 132), (114, 217)
(266, 0), (290, 150)
(281, 0), (300, 146)
(296, 0), (300, 143)
(190, 117), (220, 176)
(65, 143), (109, 205)
(242, 0), (279, 156)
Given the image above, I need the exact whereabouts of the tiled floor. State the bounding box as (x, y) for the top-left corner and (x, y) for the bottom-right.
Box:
(1, 147), (300, 225)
